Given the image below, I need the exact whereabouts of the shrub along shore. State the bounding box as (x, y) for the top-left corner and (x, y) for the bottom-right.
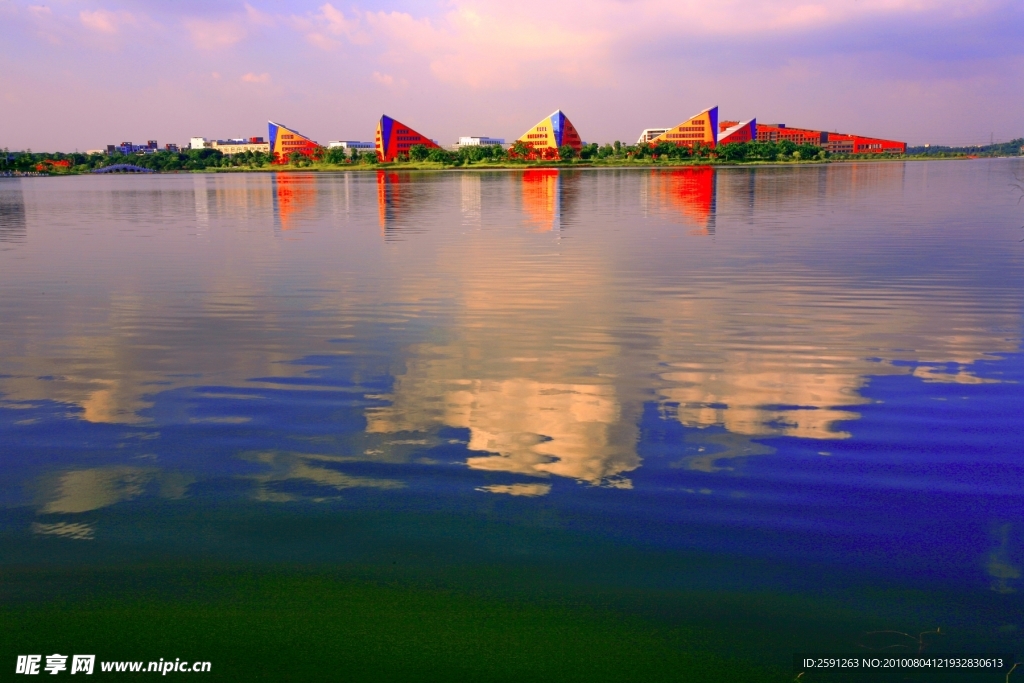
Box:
(3, 137), (1008, 175)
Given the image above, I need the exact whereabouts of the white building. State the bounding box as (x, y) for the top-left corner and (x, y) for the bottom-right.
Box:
(458, 136), (505, 146)
(636, 128), (670, 145)
(212, 138), (270, 155)
(328, 141), (375, 153)
(190, 137), (211, 150)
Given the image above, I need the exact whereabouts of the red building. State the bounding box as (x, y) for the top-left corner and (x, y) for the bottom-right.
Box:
(376, 115), (438, 162)
(729, 121), (906, 155)
(718, 119), (756, 146)
(821, 133), (906, 155)
(751, 123), (828, 146)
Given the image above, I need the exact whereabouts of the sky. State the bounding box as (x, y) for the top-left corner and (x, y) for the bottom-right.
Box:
(2, 0), (1023, 151)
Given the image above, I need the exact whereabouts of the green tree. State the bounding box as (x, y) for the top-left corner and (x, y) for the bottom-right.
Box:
(409, 144), (430, 161)
(427, 147), (455, 164)
(717, 142), (747, 162)
(558, 144), (577, 161)
(324, 147), (349, 165)
(578, 142), (599, 160)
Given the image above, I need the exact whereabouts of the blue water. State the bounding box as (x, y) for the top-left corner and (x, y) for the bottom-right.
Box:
(1, 161), (1023, 664)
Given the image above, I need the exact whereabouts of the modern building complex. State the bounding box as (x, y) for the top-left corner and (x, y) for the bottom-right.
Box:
(750, 123), (826, 146)
(269, 121), (319, 163)
(458, 136), (505, 147)
(328, 141), (375, 155)
(718, 120), (756, 146)
(636, 107), (905, 155)
(514, 110), (582, 160)
(106, 140), (159, 155)
(649, 107), (719, 149)
(820, 132), (906, 155)
(189, 137), (270, 155)
(376, 116), (439, 162)
(720, 120), (906, 154)
(216, 138), (270, 155)
(636, 128), (671, 145)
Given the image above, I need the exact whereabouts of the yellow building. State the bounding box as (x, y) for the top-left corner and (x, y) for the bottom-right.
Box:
(514, 110), (582, 160)
(650, 106), (719, 149)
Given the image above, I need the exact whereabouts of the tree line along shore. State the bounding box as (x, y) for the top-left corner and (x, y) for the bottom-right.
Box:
(3, 137), (1020, 175)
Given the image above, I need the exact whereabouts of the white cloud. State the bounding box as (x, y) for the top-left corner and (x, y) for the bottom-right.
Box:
(241, 72), (270, 84)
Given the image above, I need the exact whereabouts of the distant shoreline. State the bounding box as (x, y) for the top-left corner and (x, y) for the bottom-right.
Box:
(2, 154), (994, 178)
(184, 155), (978, 174)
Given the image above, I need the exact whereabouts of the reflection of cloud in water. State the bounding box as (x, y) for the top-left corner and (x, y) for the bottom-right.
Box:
(660, 365), (862, 440)
(912, 365), (1000, 385)
(477, 483), (552, 497)
(669, 430), (775, 473)
(242, 451), (405, 502)
(2, 169), (1022, 496)
(368, 374), (639, 487)
(31, 521), (95, 540)
(37, 466), (192, 514)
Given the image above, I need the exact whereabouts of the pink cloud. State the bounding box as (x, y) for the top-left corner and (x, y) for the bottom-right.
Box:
(183, 18), (248, 50)
(241, 72), (270, 84)
(79, 9), (139, 35)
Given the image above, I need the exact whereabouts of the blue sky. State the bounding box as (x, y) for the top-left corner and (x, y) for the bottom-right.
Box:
(2, 0), (1023, 150)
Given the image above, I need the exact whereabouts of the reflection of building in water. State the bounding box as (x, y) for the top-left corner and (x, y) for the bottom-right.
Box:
(521, 169), (560, 232)
(273, 173), (317, 231)
(204, 174), (273, 220)
(642, 167), (716, 235)
(0, 182), (27, 245)
(376, 171), (444, 239)
(716, 162), (906, 217)
(193, 175), (209, 232)
(376, 170), (405, 236)
(460, 174), (481, 226)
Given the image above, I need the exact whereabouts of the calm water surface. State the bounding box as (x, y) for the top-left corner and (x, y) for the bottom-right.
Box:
(2, 162), (1023, 669)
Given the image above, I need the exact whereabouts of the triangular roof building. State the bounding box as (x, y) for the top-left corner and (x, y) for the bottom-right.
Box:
(376, 115), (439, 162)
(650, 107), (719, 149)
(268, 121), (319, 163)
(718, 119), (756, 146)
(515, 110), (582, 159)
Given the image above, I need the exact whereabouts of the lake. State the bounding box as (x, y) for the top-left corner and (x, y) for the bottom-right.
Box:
(1, 162), (1022, 681)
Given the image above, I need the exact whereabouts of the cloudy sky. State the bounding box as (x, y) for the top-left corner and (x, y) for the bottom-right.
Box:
(2, 0), (1022, 150)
